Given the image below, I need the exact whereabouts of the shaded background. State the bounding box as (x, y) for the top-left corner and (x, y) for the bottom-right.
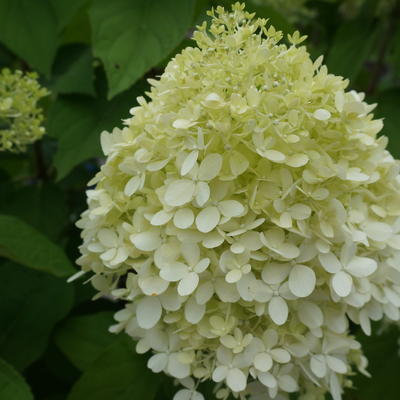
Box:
(0, 0), (399, 399)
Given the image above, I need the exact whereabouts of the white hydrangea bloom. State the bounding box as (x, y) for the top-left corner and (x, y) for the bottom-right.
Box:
(76, 3), (400, 399)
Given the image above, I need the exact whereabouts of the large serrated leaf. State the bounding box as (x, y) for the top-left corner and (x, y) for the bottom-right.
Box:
(67, 336), (160, 400)
(55, 312), (115, 370)
(0, 214), (74, 277)
(0, 262), (74, 370)
(0, 358), (33, 400)
(47, 75), (148, 180)
(0, 0), (58, 76)
(89, 0), (196, 98)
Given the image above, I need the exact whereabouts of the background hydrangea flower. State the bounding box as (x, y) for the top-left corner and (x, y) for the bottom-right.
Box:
(77, 3), (400, 400)
(0, 68), (49, 152)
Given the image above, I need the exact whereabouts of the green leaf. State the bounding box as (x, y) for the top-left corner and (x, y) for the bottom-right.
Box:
(0, 184), (69, 240)
(67, 336), (160, 400)
(0, 214), (74, 277)
(89, 0), (196, 98)
(0, 262), (74, 370)
(374, 89), (400, 159)
(47, 75), (148, 180)
(55, 312), (115, 370)
(0, 0), (58, 76)
(0, 358), (33, 400)
(353, 326), (400, 399)
(50, 0), (88, 31)
(326, 20), (377, 83)
(51, 44), (95, 96)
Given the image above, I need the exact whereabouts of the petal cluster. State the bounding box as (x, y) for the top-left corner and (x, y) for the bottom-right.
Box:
(0, 68), (49, 152)
(76, 3), (400, 400)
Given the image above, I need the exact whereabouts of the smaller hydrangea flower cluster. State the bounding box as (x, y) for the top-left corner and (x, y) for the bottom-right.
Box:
(77, 3), (400, 400)
(0, 68), (49, 152)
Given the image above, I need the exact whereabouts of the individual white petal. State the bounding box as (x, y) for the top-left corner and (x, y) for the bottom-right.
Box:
(202, 232), (224, 248)
(178, 272), (200, 296)
(139, 276), (169, 296)
(184, 296), (205, 324)
(364, 221), (392, 241)
(151, 210), (173, 226)
(318, 252), (342, 274)
(148, 353), (168, 373)
(268, 296), (288, 325)
(173, 389), (192, 400)
(286, 153), (309, 168)
(310, 355), (327, 378)
(226, 368), (247, 392)
(130, 230), (161, 251)
(254, 352), (273, 372)
(326, 355), (347, 374)
(160, 262), (188, 282)
(332, 271), (353, 297)
(278, 375), (299, 392)
(218, 200), (245, 218)
(198, 153), (223, 181)
(173, 119), (196, 129)
(124, 175), (142, 196)
(167, 353), (190, 379)
(264, 150), (286, 163)
(220, 334), (237, 349)
(136, 296), (162, 329)
(195, 181), (210, 206)
(313, 108), (331, 120)
(298, 301), (323, 329)
(215, 279), (241, 302)
(147, 158), (169, 171)
(194, 258), (210, 273)
(174, 208), (195, 229)
(263, 329), (279, 347)
(288, 203), (312, 220)
(195, 281), (214, 304)
(270, 348), (291, 363)
(262, 263), (290, 284)
(181, 150), (199, 176)
(226, 269), (242, 283)
(160, 289), (182, 311)
(212, 366), (228, 382)
(258, 372), (277, 388)
(230, 152), (249, 176)
(165, 180), (196, 207)
(195, 207), (220, 233)
(288, 265), (316, 297)
(100, 247), (117, 261)
(181, 243), (200, 266)
(345, 256), (377, 277)
(98, 228), (118, 247)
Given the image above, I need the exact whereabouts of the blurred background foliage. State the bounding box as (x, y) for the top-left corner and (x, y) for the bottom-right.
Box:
(0, 0), (399, 399)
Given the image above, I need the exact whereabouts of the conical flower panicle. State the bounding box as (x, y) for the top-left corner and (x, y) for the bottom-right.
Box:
(76, 3), (400, 399)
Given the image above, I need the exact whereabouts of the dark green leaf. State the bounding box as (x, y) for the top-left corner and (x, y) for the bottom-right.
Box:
(67, 336), (160, 400)
(326, 20), (377, 83)
(55, 312), (115, 370)
(0, 0), (58, 76)
(0, 184), (68, 240)
(0, 358), (33, 400)
(353, 326), (400, 399)
(374, 89), (400, 159)
(50, 0), (88, 31)
(0, 262), (74, 370)
(0, 214), (74, 277)
(89, 0), (196, 98)
(47, 75), (148, 179)
(51, 44), (95, 96)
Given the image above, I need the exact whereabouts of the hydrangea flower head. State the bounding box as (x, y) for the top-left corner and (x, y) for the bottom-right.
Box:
(76, 3), (400, 399)
(0, 68), (49, 152)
